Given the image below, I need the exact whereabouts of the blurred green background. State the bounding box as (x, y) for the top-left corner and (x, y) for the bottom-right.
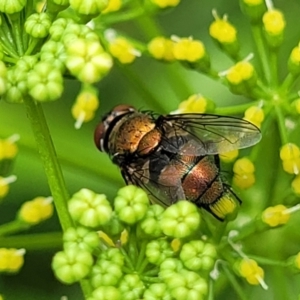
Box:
(1, 0), (300, 299)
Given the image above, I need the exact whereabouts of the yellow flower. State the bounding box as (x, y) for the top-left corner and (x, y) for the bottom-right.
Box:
(0, 248), (25, 273)
(109, 37), (140, 64)
(219, 149), (239, 163)
(232, 173), (255, 189)
(226, 61), (256, 85)
(72, 86), (99, 129)
(209, 18), (237, 44)
(102, 0), (122, 14)
(232, 157), (255, 189)
(261, 205), (290, 227)
(233, 157), (255, 175)
(172, 37), (206, 62)
(0, 135), (19, 160)
(19, 197), (54, 225)
(280, 143), (300, 175)
(150, 0), (180, 9)
(148, 37), (175, 61)
(263, 9), (286, 36)
(0, 175), (17, 198)
(239, 259), (267, 288)
(243, 106), (264, 128)
(173, 94), (215, 114)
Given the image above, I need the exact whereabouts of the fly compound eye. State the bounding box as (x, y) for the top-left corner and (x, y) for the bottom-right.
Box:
(94, 122), (106, 152)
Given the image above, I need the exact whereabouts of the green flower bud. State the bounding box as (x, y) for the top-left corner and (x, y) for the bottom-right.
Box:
(262, 9), (286, 48)
(24, 13), (52, 38)
(114, 185), (149, 224)
(63, 226), (99, 252)
(90, 260), (123, 288)
(4, 68), (27, 103)
(27, 62), (63, 102)
(49, 18), (75, 41)
(66, 39), (113, 83)
(69, 0), (108, 15)
(159, 258), (184, 280)
(68, 189), (112, 228)
(160, 201), (201, 238)
(87, 286), (121, 300)
(119, 274), (145, 300)
(225, 60), (257, 95)
(99, 248), (124, 267)
(139, 204), (164, 237)
(62, 24), (99, 46)
(209, 14), (240, 59)
(52, 248), (93, 284)
(239, 0), (267, 23)
(0, 0), (26, 14)
(40, 40), (67, 72)
(16, 56), (39, 72)
(179, 240), (217, 271)
(146, 239), (173, 265)
(0, 61), (7, 95)
(143, 283), (172, 300)
(166, 270), (208, 300)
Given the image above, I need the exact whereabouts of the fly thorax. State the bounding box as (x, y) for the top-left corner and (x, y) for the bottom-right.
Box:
(137, 128), (162, 156)
(112, 114), (156, 155)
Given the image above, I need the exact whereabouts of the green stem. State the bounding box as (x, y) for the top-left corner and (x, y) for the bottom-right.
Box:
(101, 7), (145, 25)
(248, 255), (288, 267)
(251, 24), (271, 84)
(222, 264), (248, 300)
(280, 73), (296, 94)
(214, 101), (260, 115)
(0, 220), (30, 237)
(7, 13), (25, 56)
(269, 49), (278, 87)
(274, 105), (288, 145)
(22, 96), (73, 231)
(0, 232), (62, 250)
(135, 240), (148, 272)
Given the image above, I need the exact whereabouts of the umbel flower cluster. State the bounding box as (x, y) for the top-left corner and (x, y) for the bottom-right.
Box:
(0, 0), (300, 299)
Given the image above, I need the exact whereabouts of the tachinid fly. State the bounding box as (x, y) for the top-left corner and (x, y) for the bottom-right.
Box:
(94, 104), (261, 220)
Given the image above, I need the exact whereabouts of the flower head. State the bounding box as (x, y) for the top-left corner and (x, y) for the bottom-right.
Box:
(238, 259), (267, 289)
(160, 201), (201, 238)
(280, 143), (300, 175)
(148, 36), (175, 61)
(18, 196), (54, 224)
(0, 248), (25, 273)
(261, 205), (291, 227)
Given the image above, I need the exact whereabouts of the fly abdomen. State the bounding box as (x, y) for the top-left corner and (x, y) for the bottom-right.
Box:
(180, 155), (223, 204)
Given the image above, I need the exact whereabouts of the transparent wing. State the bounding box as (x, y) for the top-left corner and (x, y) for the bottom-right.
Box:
(121, 158), (185, 207)
(158, 113), (262, 155)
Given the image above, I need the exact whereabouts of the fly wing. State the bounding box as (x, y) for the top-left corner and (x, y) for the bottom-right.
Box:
(121, 157), (185, 207)
(158, 113), (262, 155)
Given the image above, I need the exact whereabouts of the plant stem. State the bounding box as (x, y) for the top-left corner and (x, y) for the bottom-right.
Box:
(23, 96), (73, 231)
(251, 24), (271, 84)
(0, 232), (62, 250)
(0, 220), (30, 237)
(222, 264), (248, 300)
